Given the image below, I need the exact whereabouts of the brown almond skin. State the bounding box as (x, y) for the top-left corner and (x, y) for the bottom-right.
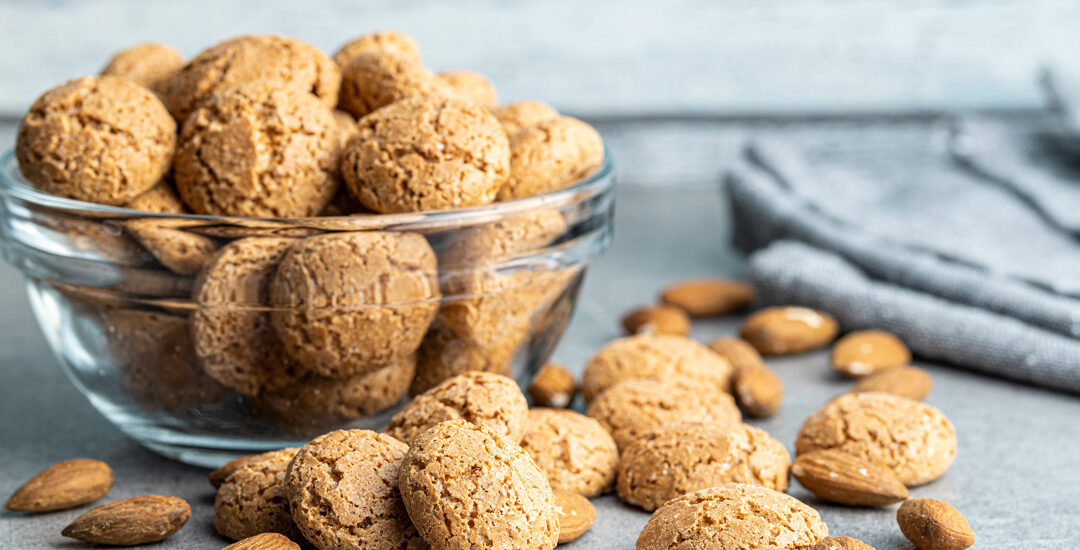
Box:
(708, 337), (765, 372)
(898, 499), (975, 550)
(741, 306), (839, 356)
(209, 454), (258, 489)
(5, 458), (113, 513)
(660, 278), (755, 317)
(813, 536), (876, 550)
(62, 495), (190, 545)
(832, 330), (911, 377)
(791, 449), (909, 506)
(223, 532), (301, 549)
(528, 363), (577, 408)
(621, 305), (691, 336)
(555, 490), (595, 544)
(855, 366), (933, 401)
(733, 365), (784, 418)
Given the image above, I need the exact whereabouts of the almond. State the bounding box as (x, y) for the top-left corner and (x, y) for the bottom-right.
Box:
(660, 278), (754, 317)
(209, 453), (259, 488)
(733, 365), (783, 418)
(707, 337), (764, 372)
(62, 495), (190, 545)
(5, 458), (113, 513)
(621, 305), (690, 336)
(831, 330), (910, 377)
(528, 363), (576, 408)
(855, 366), (933, 401)
(741, 306), (839, 356)
(224, 532), (301, 549)
(897, 498), (975, 550)
(554, 490), (595, 544)
(791, 449), (908, 506)
(813, 536), (876, 550)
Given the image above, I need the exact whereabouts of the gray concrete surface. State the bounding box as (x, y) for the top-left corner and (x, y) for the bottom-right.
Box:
(2, 118), (1079, 548)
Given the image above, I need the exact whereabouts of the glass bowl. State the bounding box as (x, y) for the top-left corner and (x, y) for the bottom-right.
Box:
(0, 148), (614, 467)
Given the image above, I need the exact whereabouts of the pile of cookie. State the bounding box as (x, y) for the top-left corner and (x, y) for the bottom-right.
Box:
(13, 31), (605, 426)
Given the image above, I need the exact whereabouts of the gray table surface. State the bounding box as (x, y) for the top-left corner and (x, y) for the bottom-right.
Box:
(2, 117), (1080, 549)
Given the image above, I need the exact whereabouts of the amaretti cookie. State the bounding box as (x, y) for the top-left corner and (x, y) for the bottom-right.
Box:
(100, 43), (184, 96)
(125, 180), (186, 214)
(586, 378), (741, 450)
(16, 76), (176, 206)
(617, 422), (790, 511)
(269, 231), (439, 378)
(214, 448), (302, 542)
(795, 392), (956, 486)
(581, 333), (735, 403)
(338, 51), (450, 119)
(340, 96), (509, 213)
(123, 218), (219, 275)
(636, 484), (829, 550)
(165, 34), (339, 122)
(519, 408), (619, 497)
(493, 101), (559, 135)
(284, 430), (424, 550)
(439, 71), (498, 109)
(333, 31), (422, 68)
(496, 116), (604, 200)
(398, 420), (559, 550)
(174, 86), (340, 218)
(385, 371), (528, 445)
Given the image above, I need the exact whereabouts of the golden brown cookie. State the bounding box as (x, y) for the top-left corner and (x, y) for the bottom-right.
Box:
(386, 371), (528, 445)
(410, 317), (517, 395)
(492, 100), (559, 135)
(586, 378), (741, 451)
(340, 96), (509, 213)
(338, 51), (450, 119)
(123, 218), (219, 275)
(519, 408), (619, 497)
(224, 533), (300, 550)
(174, 86), (340, 218)
(741, 306), (840, 356)
(554, 490), (595, 544)
(854, 365), (933, 401)
(269, 231), (439, 378)
(252, 354), (416, 431)
(125, 180), (187, 214)
(192, 238), (306, 396)
(398, 419), (559, 550)
(813, 536), (876, 550)
(617, 422), (790, 511)
(333, 31), (422, 68)
(100, 43), (184, 96)
(332, 109), (358, 148)
(214, 448), (302, 542)
(165, 35), (339, 122)
(795, 392), (956, 486)
(104, 309), (227, 411)
(581, 333), (735, 403)
(831, 330), (911, 377)
(636, 484), (829, 550)
(16, 76), (176, 206)
(439, 71), (498, 109)
(284, 430), (424, 550)
(496, 116), (604, 200)
(210, 455), (259, 489)
(39, 215), (153, 267)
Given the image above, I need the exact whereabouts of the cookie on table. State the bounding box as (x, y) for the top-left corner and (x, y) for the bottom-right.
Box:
(581, 333), (735, 403)
(214, 448), (302, 542)
(496, 116), (604, 200)
(795, 392), (956, 486)
(16, 76), (176, 206)
(333, 30), (422, 68)
(439, 71), (498, 109)
(636, 484), (829, 550)
(617, 422), (790, 511)
(165, 34), (339, 122)
(340, 96), (508, 213)
(385, 371), (528, 445)
(285, 430), (424, 550)
(586, 377), (741, 450)
(398, 420), (559, 550)
(174, 86), (340, 218)
(269, 231), (439, 379)
(100, 43), (184, 96)
(519, 408), (619, 497)
(493, 100), (559, 135)
(338, 51), (450, 119)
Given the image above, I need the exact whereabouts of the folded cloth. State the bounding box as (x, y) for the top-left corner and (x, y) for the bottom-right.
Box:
(726, 133), (1080, 394)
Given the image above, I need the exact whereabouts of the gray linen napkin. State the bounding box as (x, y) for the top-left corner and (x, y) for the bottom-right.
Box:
(726, 135), (1080, 393)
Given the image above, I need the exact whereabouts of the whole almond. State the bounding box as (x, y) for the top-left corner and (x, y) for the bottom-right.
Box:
(855, 366), (933, 401)
(660, 278), (754, 317)
(528, 363), (577, 408)
(707, 337), (765, 372)
(897, 499), (974, 550)
(209, 454), (259, 488)
(740, 306), (839, 356)
(791, 449), (908, 506)
(5, 458), (113, 513)
(832, 330), (910, 377)
(621, 305), (690, 336)
(62, 495), (190, 545)
(554, 490), (595, 544)
(813, 536), (876, 550)
(224, 532), (301, 550)
(733, 365), (783, 418)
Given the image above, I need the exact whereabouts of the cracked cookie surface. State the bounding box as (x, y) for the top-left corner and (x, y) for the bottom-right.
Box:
(214, 448), (302, 542)
(582, 333), (735, 403)
(101, 43), (184, 96)
(439, 71), (498, 109)
(334, 31), (422, 68)
(386, 371), (528, 445)
(337, 51), (450, 119)
(496, 116), (603, 200)
(519, 408), (619, 497)
(492, 101), (559, 136)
